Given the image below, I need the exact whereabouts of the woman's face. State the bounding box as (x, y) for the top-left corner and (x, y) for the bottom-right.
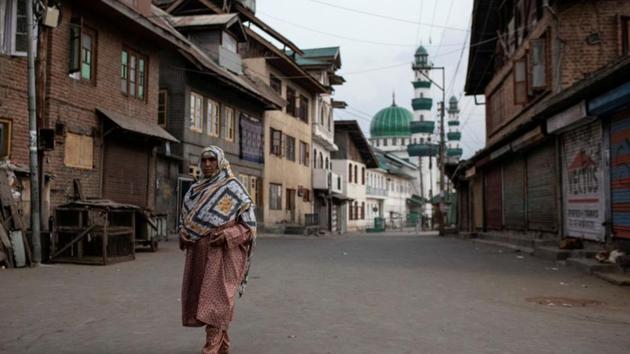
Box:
(201, 155), (219, 177)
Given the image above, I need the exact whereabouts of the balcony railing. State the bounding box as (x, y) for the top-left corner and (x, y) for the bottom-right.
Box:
(447, 132), (461, 140)
(447, 147), (463, 157)
(410, 121), (435, 134)
(411, 97), (433, 111)
(366, 185), (387, 197)
(408, 143), (439, 157)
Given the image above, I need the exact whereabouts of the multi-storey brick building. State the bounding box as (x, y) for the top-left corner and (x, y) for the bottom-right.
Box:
(457, 0), (630, 250)
(0, 0), (183, 233)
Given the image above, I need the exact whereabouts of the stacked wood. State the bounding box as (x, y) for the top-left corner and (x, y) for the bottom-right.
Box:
(0, 163), (30, 268)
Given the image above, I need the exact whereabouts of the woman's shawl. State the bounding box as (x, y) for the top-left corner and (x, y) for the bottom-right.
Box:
(180, 172), (256, 240)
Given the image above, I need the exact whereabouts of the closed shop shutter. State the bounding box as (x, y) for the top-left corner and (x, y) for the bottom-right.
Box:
(472, 175), (483, 230)
(484, 166), (502, 230)
(526, 142), (557, 232)
(610, 112), (630, 239)
(459, 184), (470, 232)
(103, 139), (150, 207)
(503, 158), (526, 230)
(561, 121), (605, 241)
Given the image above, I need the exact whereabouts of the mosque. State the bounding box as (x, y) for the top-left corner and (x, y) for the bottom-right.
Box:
(368, 45), (463, 225)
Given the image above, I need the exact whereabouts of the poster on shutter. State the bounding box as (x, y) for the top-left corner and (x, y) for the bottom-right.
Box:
(561, 122), (605, 241)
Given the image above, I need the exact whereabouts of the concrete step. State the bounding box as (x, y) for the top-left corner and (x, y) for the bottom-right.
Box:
(472, 238), (534, 254)
(534, 246), (571, 261)
(593, 271), (630, 286)
(566, 258), (617, 274)
(475, 232), (555, 250)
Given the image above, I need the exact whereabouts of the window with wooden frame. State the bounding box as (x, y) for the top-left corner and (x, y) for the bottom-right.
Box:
(158, 90), (168, 127)
(0, 118), (12, 159)
(530, 37), (548, 91)
(361, 201), (365, 220)
(361, 167), (365, 185)
(69, 18), (96, 82)
(121, 48), (147, 100)
(513, 57), (528, 104)
(348, 163), (353, 183)
(286, 188), (296, 211)
(621, 16), (630, 56)
(354, 165), (358, 183)
(206, 98), (220, 136)
(299, 141), (310, 166)
(285, 134), (296, 161)
(270, 128), (282, 156)
(269, 183), (282, 210)
(189, 92), (203, 132)
(286, 87), (297, 116)
(0, 0), (29, 55)
(223, 106), (235, 141)
(298, 95), (309, 123)
(270, 73), (282, 95)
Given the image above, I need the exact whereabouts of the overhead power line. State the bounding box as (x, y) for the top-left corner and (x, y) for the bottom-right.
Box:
(302, 0), (469, 32)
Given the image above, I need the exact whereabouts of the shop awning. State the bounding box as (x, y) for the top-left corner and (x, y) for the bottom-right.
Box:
(407, 194), (426, 206)
(97, 108), (179, 143)
(331, 192), (353, 201)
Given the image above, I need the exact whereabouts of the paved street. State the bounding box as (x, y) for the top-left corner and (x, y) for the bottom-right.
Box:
(1, 233), (630, 354)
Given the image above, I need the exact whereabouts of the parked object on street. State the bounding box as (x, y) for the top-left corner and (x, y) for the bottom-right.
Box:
(52, 200), (139, 265)
(135, 212), (168, 252)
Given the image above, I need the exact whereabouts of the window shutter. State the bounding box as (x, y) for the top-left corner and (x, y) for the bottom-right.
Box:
(513, 57), (527, 104)
(69, 17), (82, 73)
(531, 38), (547, 90)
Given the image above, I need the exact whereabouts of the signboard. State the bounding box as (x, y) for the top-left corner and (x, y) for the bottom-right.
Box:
(547, 101), (589, 134)
(561, 121), (605, 241)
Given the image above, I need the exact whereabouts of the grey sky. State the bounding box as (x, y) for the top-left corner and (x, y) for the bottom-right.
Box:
(257, 0), (486, 158)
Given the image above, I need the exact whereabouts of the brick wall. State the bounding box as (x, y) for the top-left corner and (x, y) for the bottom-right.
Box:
(0, 54), (29, 164)
(484, 0), (630, 144)
(39, 3), (162, 208)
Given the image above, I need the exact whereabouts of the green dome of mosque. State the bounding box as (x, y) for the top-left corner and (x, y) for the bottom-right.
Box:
(415, 45), (428, 56)
(370, 103), (413, 138)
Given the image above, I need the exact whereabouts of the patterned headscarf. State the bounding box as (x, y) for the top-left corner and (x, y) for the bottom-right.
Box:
(199, 146), (234, 180)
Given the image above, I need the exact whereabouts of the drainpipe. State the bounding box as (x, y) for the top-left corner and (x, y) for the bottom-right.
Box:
(27, 0), (41, 264)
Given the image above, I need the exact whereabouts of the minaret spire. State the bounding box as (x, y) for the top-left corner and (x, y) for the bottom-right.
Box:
(392, 91), (396, 106)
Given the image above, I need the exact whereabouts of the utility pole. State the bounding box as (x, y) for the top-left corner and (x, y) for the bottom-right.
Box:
(415, 67), (447, 236)
(27, 0), (41, 264)
(438, 68), (446, 237)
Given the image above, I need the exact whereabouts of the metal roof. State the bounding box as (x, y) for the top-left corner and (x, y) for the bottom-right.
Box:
(464, 0), (499, 95)
(97, 108), (179, 143)
(334, 120), (378, 168)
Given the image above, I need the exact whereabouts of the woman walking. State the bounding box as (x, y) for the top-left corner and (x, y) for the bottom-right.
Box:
(179, 146), (256, 354)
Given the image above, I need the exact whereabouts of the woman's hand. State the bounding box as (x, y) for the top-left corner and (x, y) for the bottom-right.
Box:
(209, 232), (227, 247)
(179, 230), (192, 251)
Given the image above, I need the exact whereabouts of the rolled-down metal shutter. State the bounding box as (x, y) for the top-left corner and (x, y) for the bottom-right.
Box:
(503, 158), (526, 230)
(459, 184), (470, 232)
(526, 142), (557, 232)
(484, 166), (502, 230)
(472, 175), (483, 231)
(103, 139), (150, 207)
(610, 112), (630, 239)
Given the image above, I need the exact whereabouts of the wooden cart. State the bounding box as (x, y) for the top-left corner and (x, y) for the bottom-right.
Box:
(51, 200), (138, 265)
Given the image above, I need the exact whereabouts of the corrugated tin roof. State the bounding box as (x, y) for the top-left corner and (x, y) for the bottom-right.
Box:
(170, 14), (238, 28)
(149, 6), (284, 109)
(97, 108), (179, 143)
